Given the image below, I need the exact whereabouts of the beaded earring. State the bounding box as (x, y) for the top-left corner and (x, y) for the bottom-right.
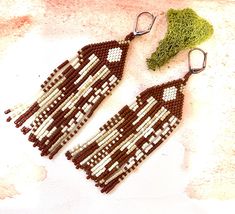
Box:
(66, 48), (207, 193)
(4, 12), (156, 159)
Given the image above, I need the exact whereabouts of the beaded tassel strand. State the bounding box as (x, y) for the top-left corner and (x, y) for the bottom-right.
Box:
(4, 12), (157, 159)
(66, 79), (185, 193)
(5, 38), (133, 159)
(66, 48), (207, 193)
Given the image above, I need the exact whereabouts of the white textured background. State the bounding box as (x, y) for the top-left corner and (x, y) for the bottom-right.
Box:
(0, 0), (235, 213)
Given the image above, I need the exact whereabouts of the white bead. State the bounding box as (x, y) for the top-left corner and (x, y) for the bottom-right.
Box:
(107, 47), (123, 62)
(162, 86), (177, 101)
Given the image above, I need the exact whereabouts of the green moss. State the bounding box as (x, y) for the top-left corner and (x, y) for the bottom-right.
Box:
(147, 8), (214, 70)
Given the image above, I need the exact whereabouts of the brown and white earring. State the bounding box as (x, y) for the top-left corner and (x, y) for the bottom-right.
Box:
(66, 48), (207, 193)
(4, 12), (156, 159)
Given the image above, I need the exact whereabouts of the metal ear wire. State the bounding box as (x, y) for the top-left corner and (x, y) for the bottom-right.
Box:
(188, 48), (207, 74)
(133, 12), (156, 36)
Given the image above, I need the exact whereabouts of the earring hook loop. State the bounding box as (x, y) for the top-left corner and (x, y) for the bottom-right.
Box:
(188, 48), (207, 74)
(133, 12), (156, 36)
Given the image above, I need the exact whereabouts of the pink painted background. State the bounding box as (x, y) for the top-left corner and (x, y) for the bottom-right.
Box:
(0, 0), (235, 213)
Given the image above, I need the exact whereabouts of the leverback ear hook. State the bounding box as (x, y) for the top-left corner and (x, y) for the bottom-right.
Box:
(134, 12), (156, 36)
(188, 48), (207, 74)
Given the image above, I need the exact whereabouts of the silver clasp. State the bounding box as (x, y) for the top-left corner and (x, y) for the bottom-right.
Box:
(188, 48), (207, 74)
(134, 12), (156, 36)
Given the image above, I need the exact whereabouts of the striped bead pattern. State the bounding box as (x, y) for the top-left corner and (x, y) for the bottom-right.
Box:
(5, 32), (135, 159)
(66, 74), (191, 193)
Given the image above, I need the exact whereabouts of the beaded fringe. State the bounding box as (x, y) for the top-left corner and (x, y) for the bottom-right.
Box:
(66, 75), (190, 193)
(5, 33), (134, 159)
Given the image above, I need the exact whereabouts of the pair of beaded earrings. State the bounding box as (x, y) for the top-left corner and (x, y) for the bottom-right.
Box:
(5, 12), (207, 193)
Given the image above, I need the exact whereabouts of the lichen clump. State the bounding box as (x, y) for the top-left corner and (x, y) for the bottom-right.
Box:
(147, 8), (214, 70)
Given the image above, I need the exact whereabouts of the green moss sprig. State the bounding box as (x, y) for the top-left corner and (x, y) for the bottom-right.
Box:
(147, 8), (214, 70)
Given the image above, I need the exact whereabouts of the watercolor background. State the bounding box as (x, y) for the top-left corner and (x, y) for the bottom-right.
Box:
(0, 0), (235, 213)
